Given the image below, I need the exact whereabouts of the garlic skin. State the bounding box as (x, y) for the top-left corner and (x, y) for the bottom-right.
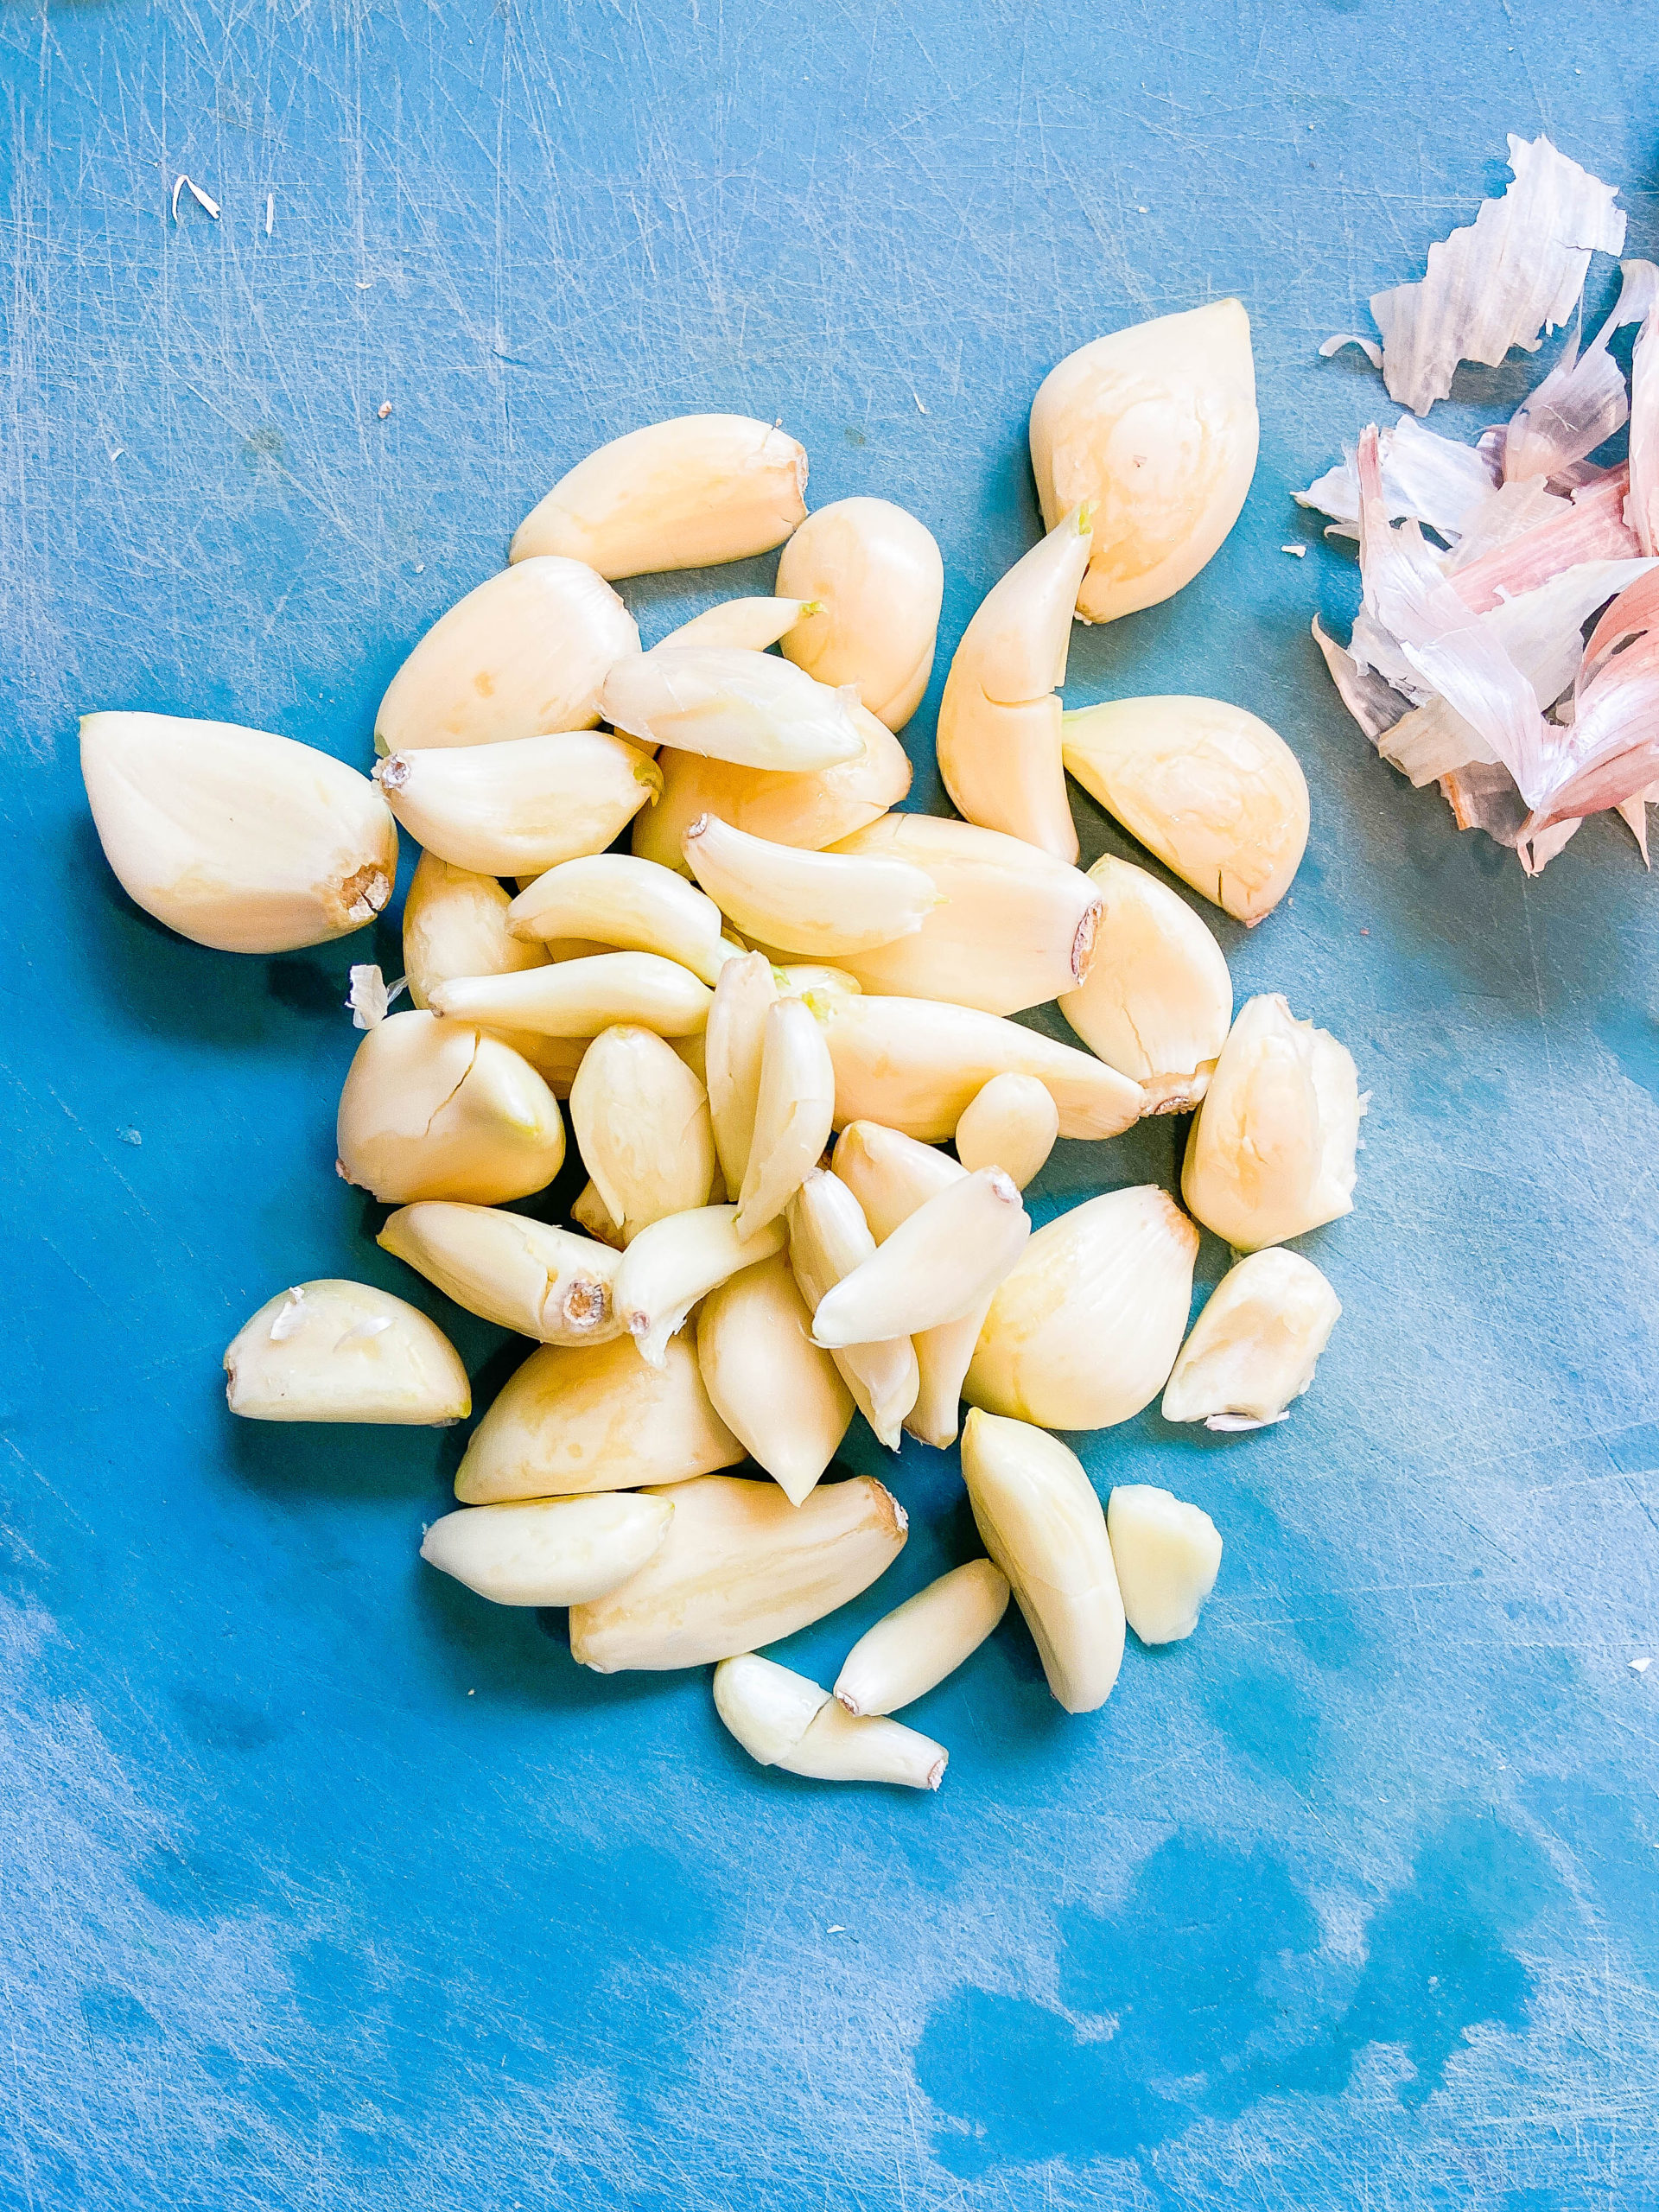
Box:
(1061, 696), (1307, 927)
(507, 855), (732, 986)
(786, 1168), (920, 1450)
(569, 1026), (716, 1242)
(683, 812), (940, 959)
(601, 648), (863, 773)
(378, 1203), (621, 1344)
(715, 1657), (947, 1789)
(653, 597), (811, 653)
(1029, 300), (1258, 624)
(775, 497), (945, 731)
(80, 712), (397, 955)
(833, 1559), (1010, 1716)
(336, 1011), (567, 1205)
(374, 730), (661, 878)
(403, 853), (548, 1010)
(959, 1409), (1124, 1713)
(429, 952), (712, 1040)
(1106, 1484), (1222, 1643)
(1181, 995), (1363, 1251)
(511, 414), (808, 577)
(735, 998), (836, 1240)
(810, 1168), (1029, 1348)
(1161, 1248), (1342, 1427)
(704, 952), (779, 1193)
(374, 556), (639, 753)
(615, 1204), (788, 1367)
(422, 1493), (673, 1607)
(224, 1281), (469, 1425)
(966, 1185), (1198, 1431)
(696, 1251), (855, 1505)
(1058, 855), (1233, 1112)
(955, 1074), (1058, 1190)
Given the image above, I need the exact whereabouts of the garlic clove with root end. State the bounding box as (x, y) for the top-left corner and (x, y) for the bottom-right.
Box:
(601, 648), (863, 773)
(833, 1559), (1011, 1716)
(653, 597), (813, 654)
(1060, 696), (1307, 927)
(1162, 1247), (1341, 1427)
(225, 1281), (469, 1425)
(735, 998), (836, 1242)
(959, 1409), (1124, 1713)
(616, 1204), (788, 1367)
(336, 1012), (567, 1205)
(507, 855), (732, 986)
(683, 812), (940, 958)
(378, 1203), (621, 1345)
(403, 852), (548, 1011)
(374, 730), (661, 878)
(422, 1493), (674, 1607)
(786, 1168), (920, 1450)
(1181, 994), (1363, 1251)
(714, 1655), (946, 1788)
(810, 1168), (1029, 1349)
(1106, 1485), (1222, 1644)
(429, 952), (713, 1040)
(954, 1074), (1059, 1190)
(704, 952), (779, 1192)
(1029, 299), (1258, 624)
(696, 1252), (855, 1506)
(775, 497), (945, 732)
(80, 712), (397, 955)
(569, 1026), (715, 1243)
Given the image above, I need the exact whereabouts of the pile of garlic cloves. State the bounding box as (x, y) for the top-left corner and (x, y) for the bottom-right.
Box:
(92, 327), (1360, 1791)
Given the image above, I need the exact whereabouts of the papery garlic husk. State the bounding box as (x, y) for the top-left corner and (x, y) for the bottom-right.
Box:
(80, 712), (397, 955)
(336, 1011), (567, 1204)
(511, 414), (808, 577)
(734, 997), (836, 1240)
(224, 1281), (469, 1424)
(429, 951), (713, 1039)
(715, 1656), (946, 1789)
(966, 1185), (1197, 1430)
(422, 1492), (673, 1606)
(1181, 994), (1363, 1251)
(786, 1168), (920, 1449)
(833, 1558), (1010, 1716)
(1061, 696), (1307, 926)
(1162, 1247), (1341, 1427)
(615, 1204), (787, 1366)
(374, 730), (661, 878)
(374, 556), (640, 753)
(1030, 300), (1258, 624)
(569, 1024), (716, 1242)
(570, 1471), (907, 1672)
(571, 1177), (626, 1249)
(696, 1250), (855, 1505)
(935, 506), (1092, 861)
(811, 1168), (1029, 1348)
(601, 647), (862, 773)
(683, 811), (940, 958)
(1058, 854), (1233, 1112)
(653, 597), (810, 653)
(703, 952), (779, 1192)
(403, 851), (548, 1009)
(954, 1073), (1059, 1189)
(1106, 1484), (1222, 1643)
(959, 1408), (1124, 1713)
(507, 854), (733, 986)
(378, 1201), (621, 1344)
(774, 497), (945, 731)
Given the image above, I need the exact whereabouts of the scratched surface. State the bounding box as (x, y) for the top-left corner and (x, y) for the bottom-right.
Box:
(3, 2), (1658, 2206)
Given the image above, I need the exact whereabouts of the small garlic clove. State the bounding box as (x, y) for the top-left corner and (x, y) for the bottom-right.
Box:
(336, 1011), (567, 1205)
(571, 1177), (626, 1249)
(786, 1168), (919, 1450)
(907, 1299), (994, 1451)
(422, 1492), (674, 1606)
(683, 810), (940, 957)
(378, 1201), (621, 1344)
(703, 952), (779, 1193)
(774, 496), (945, 732)
(954, 1073), (1058, 1189)
(833, 1558), (1010, 1716)
(569, 1026), (716, 1243)
(402, 851), (549, 1011)
(652, 597), (811, 653)
(373, 730), (661, 878)
(615, 1203), (787, 1367)
(601, 647), (863, 773)
(506, 854), (733, 987)
(1162, 1248), (1342, 1426)
(810, 1167), (1029, 1349)
(224, 1281), (469, 1425)
(783, 1691), (946, 1789)
(1106, 1484), (1222, 1644)
(734, 998), (836, 1241)
(713, 1652), (831, 1764)
(429, 951), (713, 1039)
(513, 1033), (593, 1099)
(696, 1250), (855, 1505)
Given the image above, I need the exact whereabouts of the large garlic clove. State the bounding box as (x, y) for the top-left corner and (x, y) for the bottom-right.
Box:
(1058, 854), (1233, 1112)
(716, 1658), (947, 1789)
(810, 1168), (1029, 1348)
(429, 952), (713, 1039)
(1181, 994), (1363, 1250)
(378, 1202), (620, 1344)
(1029, 300), (1258, 624)
(422, 1492), (674, 1606)
(734, 998), (836, 1241)
(652, 597), (811, 653)
(959, 1408), (1124, 1713)
(601, 647), (862, 773)
(615, 1204), (787, 1367)
(703, 952), (779, 1193)
(684, 811), (939, 960)
(224, 1281), (469, 1425)
(403, 852), (547, 1010)
(336, 1011), (567, 1205)
(935, 506), (1093, 861)
(833, 1559), (1010, 1716)
(1162, 1248), (1342, 1427)
(374, 730), (661, 877)
(955, 1074), (1058, 1190)
(374, 557), (639, 753)
(80, 711), (397, 955)
(774, 496), (945, 731)
(1061, 696), (1307, 926)
(786, 1168), (919, 1450)
(511, 414), (808, 577)
(1106, 1484), (1222, 1643)
(507, 854), (733, 987)
(569, 1025), (715, 1243)
(696, 1250), (855, 1505)
(966, 1185), (1197, 1430)
(456, 1330), (742, 1503)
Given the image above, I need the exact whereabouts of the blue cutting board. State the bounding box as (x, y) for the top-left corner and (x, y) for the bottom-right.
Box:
(3, 4), (1656, 2207)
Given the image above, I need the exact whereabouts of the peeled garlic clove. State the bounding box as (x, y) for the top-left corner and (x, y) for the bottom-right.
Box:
(616, 1204), (787, 1367)
(1031, 301), (1256, 624)
(569, 1025), (715, 1242)
(1058, 855), (1232, 1113)
(403, 851), (547, 1010)
(430, 952), (713, 1040)
(1162, 1247), (1342, 1427)
(772, 963), (861, 1001)
(735, 998), (836, 1240)
(908, 1298), (996, 1452)
(378, 1201), (620, 1344)
(1061, 696), (1307, 926)
(375, 557), (639, 753)
(954, 1074), (1059, 1189)
(811, 1167), (1029, 1348)
(960, 1408), (1124, 1713)
(654, 597), (811, 653)
(224, 1281), (469, 1425)
(511, 413), (808, 577)
(1181, 994), (1363, 1250)
(337, 1011), (567, 1205)
(780, 1690), (946, 1789)
(714, 1652), (832, 1763)
(966, 1185), (1197, 1430)
(703, 952), (779, 1192)
(935, 507), (1092, 861)
(774, 496), (945, 731)
(696, 1250), (855, 1505)
(601, 648), (862, 774)
(571, 1177), (626, 1249)
(683, 811), (939, 959)
(504, 855), (731, 988)
(572, 1471), (907, 1672)
(80, 711), (397, 955)
(1106, 1484), (1222, 1643)
(786, 1168), (919, 1449)
(833, 1558), (1010, 1715)
(423, 1492), (673, 1606)
(830, 1119), (963, 1238)
(374, 730), (661, 878)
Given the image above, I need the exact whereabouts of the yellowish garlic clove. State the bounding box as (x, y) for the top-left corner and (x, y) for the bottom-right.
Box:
(374, 730), (661, 878)
(703, 953), (779, 1193)
(906, 1302), (995, 1452)
(959, 1408), (1124, 1713)
(80, 711), (397, 955)
(429, 951), (713, 1039)
(378, 1201), (620, 1344)
(1161, 1248), (1342, 1427)
(720, 1662), (948, 1789)
(422, 1492), (674, 1606)
(1061, 696), (1307, 926)
(1106, 1484), (1222, 1643)
(514, 1034), (592, 1099)
(615, 1203), (787, 1367)
(734, 998), (836, 1241)
(224, 1281), (469, 1425)
(696, 1250), (855, 1505)
(652, 597), (812, 653)
(786, 1168), (919, 1450)
(810, 1167), (1029, 1349)
(954, 1073), (1059, 1189)
(774, 496), (945, 732)
(403, 851), (548, 1011)
(569, 1025), (716, 1243)
(601, 647), (863, 773)
(683, 811), (940, 958)
(571, 1177), (626, 1249)
(833, 1558), (1010, 1716)
(336, 1011), (567, 1205)
(506, 855), (733, 987)
(966, 1185), (1198, 1430)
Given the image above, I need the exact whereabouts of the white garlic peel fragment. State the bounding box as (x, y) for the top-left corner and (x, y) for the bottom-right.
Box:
(1061, 696), (1308, 926)
(511, 413), (808, 577)
(735, 998), (836, 1241)
(1182, 994), (1363, 1251)
(569, 1025), (716, 1243)
(429, 952), (713, 1040)
(696, 1252), (855, 1506)
(775, 496), (945, 731)
(422, 1493), (674, 1607)
(713, 1656), (946, 1789)
(704, 952), (779, 1193)
(336, 1011), (567, 1205)
(1106, 1485), (1223, 1644)
(507, 855), (733, 987)
(960, 1410), (1124, 1713)
(373, 731), (662, 877)
(403, 852), (548, 1011)
(378, 1202), (621, 1345)
(653, 597), (811, 654)
(1161, 1247), (1342, 1426)
(224, 1281), (469, 1426)
(601, 648), (863, 773)
(786, 1168), (919, 1450)
(810, 1167), (1029, 1349)
(80, 712), (397, 955)
(616, 1204), (787, 1367)
(683, 811), (940, 957)
(834, 1559), (1011, 1716)
(954, 1074), (1058, 1190)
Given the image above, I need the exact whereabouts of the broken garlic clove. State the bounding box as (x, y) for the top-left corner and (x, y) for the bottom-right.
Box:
(833, 1558), (1010, 1716)
(373, 730), (661, 878)
(774, 496), (945, 732)
(422, 1492), (673, 1606)
(1161, 1247), (1342, 1426)
(429, 951), (713, 1039)
(683, 811), (940, 958)
(810, 1167), (1029, 1349)
(954, 1073), (1058, 1190)
(652, 597), (811, 653)
(601, 647), (862, 774)
(615, 1204), (787, 1367)
(703, 952), (779, 1193)
(696, 1250), (855, 1505)
(378, 1201), (621, 1344)
(507, 855), (733, 987)
(786, 1167), (920, 1450)
(336, 1011), (567, 1205)
(1106, 1484), (1222, 1643)
(224, 1281), (469, 1425)
(734, 997), (836, 1242)
(569, 1025), (716, 1243)
(402, 850), (548, 1011)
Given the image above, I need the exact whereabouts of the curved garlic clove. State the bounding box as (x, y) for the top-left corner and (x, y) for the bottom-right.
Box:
(224, 1281), (469, 1425)
(80, 711), (397, 955)
(774, 496), (945, 731)
(615, 1204), (787, 1367)
(785, 1168), (919, 1450)
(833, 1558), (1010, 1716)
(1161, 1247), (1342, 1427)
(703, 952), (779, 1193)
(1106, 1484), (1223, 1643)
(734, 998), (836, 1241)
(403, 851), (548, 1010)
(505, 855), (733, 987)
(906, 1302), (994, 1452)
(601, 647), (862, 773)
(422, 1492), (674, 1606)
(830, 1120), (963, 1239)
(336, 1011), (567, 1205)
(653, 597), (811, 653)
(569, 1025), (715, 1243)
(778, 1689), (946, 1789)
(1060, 696), (1307, 926)
(684, 810), (940, 960)
(378, 1201), (621, 1344)
(373, 730), (661, 877)
(810, 1168), (1029, 1349)
(954, 1073), (1058, 1189)
(696, 1251), (855, 1505)
(429, 952), (713, 1039)
(571, 1177), (626, 1249)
